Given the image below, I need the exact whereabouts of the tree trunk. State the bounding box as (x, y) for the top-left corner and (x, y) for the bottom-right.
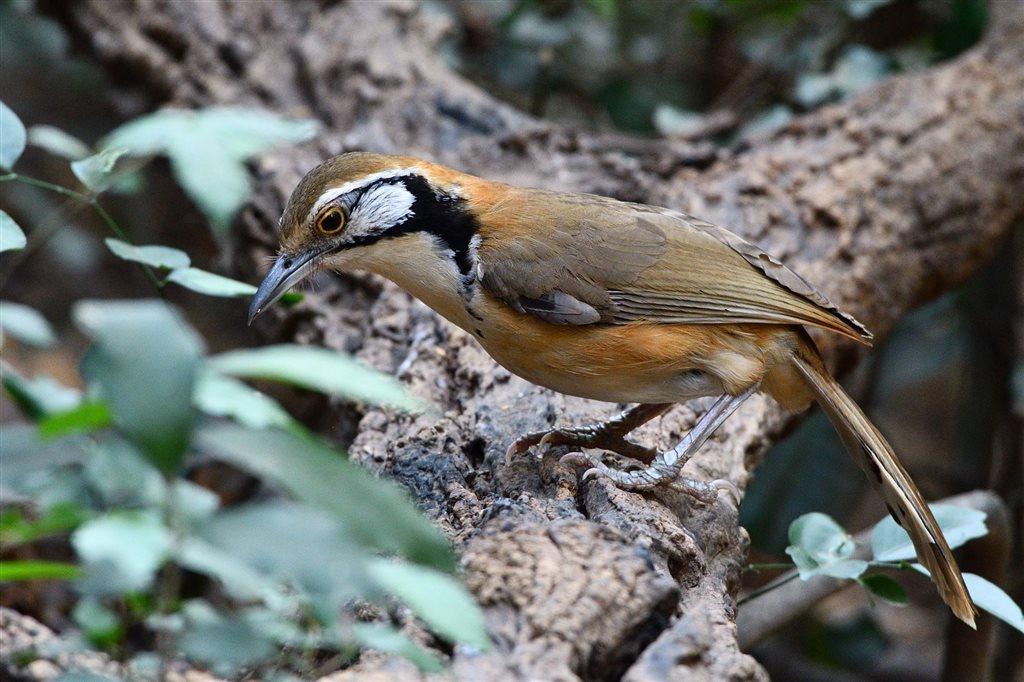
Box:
(47, 1), (1024, 679)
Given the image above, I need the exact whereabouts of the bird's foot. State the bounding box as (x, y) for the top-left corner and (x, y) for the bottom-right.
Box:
(556, 388), (758, 505)
(559, 451), (739, 504)
(504, 403), (672, 466)
(505, 427), (658, 466)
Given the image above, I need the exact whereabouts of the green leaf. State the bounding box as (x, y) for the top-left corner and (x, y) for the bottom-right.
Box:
(38, 400), (111, 440)
(181, 107), (320, 157)
(0, 301), (56, 347)
(1, 367), (81, 419)
(795, 45), (890, 106)
(738, 105), (793, 141)
(193, 369), (294, 430)
(175, 480), (221, 523)
(208, 345), (426, 414)
(179, 537), (295, 607)
(910, 566), (1024, 634)
(1, 210), (26, 252)
(28, 124), (91, 160)
(859, 573), (908, 605)
(73, 299), (204, 474)
(82, 437), (164, 509)
(352, 622), (444, 673)
(652, 104), (704, 138)
(104, 238), (190, 270)
(0, 424), (91, 476)
(72, 511), (171, 593)
(103, 107), (319, 158)
(191, 501), (366, 605)
(0, 503), (89, 545)
(962, 573), (1024, 634)
(169, 133), (250, 234)
(102, 107), (319, 236)
(871, 504), (987, 562)
(785, 512), (868, 580)
(180, 616), (277, 673)
(195, 422), (455, 572)
(71, 147), (129, 192)
(0, 560), (81, 581)
(73, 596), (124, 647)
(0, 101), (26, 169)
(166, 267), (257, 297)
(368, 558), (490, 651)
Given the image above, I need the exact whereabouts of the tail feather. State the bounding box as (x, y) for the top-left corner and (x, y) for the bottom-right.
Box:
(790, 340), (976, 628)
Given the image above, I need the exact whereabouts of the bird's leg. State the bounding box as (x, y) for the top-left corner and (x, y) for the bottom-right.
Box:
(505, 402), (674, 465)
(563, 383), (759, 503)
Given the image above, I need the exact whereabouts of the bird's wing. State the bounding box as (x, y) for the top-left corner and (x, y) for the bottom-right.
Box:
(475, 192), (872, 343)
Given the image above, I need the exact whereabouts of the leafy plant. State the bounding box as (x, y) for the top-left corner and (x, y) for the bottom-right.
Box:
(743, 507), (1024, 633)
(0, 101), (490, 677)
(1, 102), (300, 300)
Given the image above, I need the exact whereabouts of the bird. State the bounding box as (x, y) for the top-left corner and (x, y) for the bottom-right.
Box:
(248, 151), (975, 627)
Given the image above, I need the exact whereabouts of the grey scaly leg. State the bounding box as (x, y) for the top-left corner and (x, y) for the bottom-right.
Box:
(563, 383), (759, 503)
(506, 403), (674, 465)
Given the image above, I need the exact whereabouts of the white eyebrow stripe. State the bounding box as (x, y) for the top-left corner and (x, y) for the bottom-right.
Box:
(351, 181), (416, 234)
(308, 170), (414, 222)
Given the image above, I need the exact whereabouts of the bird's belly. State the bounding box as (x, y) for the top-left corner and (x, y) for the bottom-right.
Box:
(469, 305), (734, 404)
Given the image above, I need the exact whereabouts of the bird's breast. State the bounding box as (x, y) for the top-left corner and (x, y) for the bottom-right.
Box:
(363, 244), (805, 407)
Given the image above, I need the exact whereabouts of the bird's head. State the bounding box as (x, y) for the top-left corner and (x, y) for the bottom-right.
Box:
(248, 152), (480, 324)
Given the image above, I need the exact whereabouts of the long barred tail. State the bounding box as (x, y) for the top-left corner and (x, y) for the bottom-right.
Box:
(790, 335), (976, 627)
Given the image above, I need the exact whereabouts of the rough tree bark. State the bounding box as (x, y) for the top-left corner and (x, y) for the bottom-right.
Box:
(45, 1), (1024, 680)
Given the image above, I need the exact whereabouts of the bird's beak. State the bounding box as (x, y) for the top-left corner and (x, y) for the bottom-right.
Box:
(247, 251), (317, 325)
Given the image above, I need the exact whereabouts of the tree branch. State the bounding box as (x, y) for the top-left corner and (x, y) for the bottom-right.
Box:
(43, 1), (1024, 679)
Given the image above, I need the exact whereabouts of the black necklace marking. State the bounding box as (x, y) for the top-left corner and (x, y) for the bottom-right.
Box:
(399, 174), (479, 278)
(345, 174), (479, 279)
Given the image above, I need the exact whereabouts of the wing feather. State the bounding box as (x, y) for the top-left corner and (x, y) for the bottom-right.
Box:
(475, 190), (871, 343)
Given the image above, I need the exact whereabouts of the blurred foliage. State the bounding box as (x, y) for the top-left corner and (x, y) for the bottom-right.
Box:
(1, 0), (1019, 679)
(742, 508), (1023, 675)
(1, 99), (489, 678)
(749, 505), (1024, 633)
(439, 0), (987, 135)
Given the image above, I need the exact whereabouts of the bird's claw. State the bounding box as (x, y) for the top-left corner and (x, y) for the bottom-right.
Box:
(505, 428), (591, 465)
(504, 431), (548, 464)
(558, 452), (614, 483)
(557, 451), (595, 470)
(559, 451), (737, 505)
(665, 477), (739, 505)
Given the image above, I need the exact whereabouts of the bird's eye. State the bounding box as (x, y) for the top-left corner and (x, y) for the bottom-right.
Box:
(316, 207), (345, 235)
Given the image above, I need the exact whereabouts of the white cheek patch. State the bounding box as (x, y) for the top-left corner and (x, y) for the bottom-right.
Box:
(308, 170), (412, 222)
(351, 182), (416, 236)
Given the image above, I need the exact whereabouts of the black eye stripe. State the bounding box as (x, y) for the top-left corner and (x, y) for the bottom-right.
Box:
(327, 173), (479, 278)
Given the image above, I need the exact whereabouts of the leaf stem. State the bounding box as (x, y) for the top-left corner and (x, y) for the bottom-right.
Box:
(1, 171), (166, 297)
(156, 476), (185, 680)
(742, 562), (796, 573)
(90, 199), (165, 295)
(1, 171), (91, 201)
(737, 572), (800, 606)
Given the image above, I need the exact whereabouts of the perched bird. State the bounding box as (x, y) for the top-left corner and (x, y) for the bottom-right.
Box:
(249, 152), (975, 626)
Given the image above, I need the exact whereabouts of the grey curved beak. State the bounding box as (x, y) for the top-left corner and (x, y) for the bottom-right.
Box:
(247, 252), (316, 325)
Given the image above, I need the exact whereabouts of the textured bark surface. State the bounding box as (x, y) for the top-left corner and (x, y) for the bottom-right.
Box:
(40, 1), (1024, 680)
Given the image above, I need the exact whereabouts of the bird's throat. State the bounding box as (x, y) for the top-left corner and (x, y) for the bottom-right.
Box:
(353, 232), (480, 332)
